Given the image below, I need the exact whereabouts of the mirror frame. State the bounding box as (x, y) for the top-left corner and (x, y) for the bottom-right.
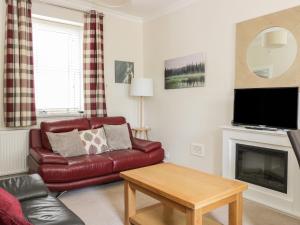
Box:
(235, 6), (300, 88)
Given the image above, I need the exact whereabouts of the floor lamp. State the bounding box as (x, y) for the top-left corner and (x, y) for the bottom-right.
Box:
(130, 78), (153, 138)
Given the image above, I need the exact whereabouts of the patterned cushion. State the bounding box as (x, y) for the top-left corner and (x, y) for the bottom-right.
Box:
(79, 128), (109, 155)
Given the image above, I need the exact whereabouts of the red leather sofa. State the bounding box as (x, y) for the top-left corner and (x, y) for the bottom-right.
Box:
(28, 117), (164, 192)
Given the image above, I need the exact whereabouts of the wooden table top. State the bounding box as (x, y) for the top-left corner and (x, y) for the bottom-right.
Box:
(120, 163), (247, 209)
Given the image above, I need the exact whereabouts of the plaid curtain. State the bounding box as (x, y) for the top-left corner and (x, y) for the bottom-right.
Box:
(4, 0), (36, 127)
(83, 10), (107, 118)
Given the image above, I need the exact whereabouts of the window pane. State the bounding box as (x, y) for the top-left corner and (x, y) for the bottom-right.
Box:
(32, 18), (83, 114)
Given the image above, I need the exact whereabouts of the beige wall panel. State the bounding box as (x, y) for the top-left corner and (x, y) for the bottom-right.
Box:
(235, 6), (300, 88)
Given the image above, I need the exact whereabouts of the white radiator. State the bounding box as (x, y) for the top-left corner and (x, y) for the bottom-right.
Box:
(0, 129), (29, 176)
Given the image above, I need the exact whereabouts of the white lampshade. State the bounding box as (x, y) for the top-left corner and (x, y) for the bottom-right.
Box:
(130, 78), (153, 97)
(263, 30), (288, 48)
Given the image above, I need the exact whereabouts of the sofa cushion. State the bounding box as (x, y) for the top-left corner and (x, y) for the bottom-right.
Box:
(21, 195), (84, 225)
(103, 124), (132, 150)
(101, 149), (164, 173)
(0, 174), (48, 202)
(47, 130), (86, 157)
(0, 188), (32, 225)
(79, 128), (109, 154)
(41, 118), (90, 150)
(39, 155), (113, 183)
(89, 117), (134, 139)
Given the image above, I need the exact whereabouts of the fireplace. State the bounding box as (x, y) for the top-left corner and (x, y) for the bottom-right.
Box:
(223, 126), (300, 217)
(235, 144), (288, 193)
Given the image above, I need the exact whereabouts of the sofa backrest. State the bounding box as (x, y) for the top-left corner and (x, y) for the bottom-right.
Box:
(89, 117), (126, 129)
(40, 118), (90, 150)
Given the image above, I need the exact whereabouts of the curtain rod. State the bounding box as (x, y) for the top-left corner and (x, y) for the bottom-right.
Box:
(37, 1), (104, 16)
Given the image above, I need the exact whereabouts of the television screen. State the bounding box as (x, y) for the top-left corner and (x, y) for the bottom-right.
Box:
(233, 87), (298, 129)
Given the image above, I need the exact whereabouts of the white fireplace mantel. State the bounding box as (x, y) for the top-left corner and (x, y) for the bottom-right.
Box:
(222, 125), (300, 218)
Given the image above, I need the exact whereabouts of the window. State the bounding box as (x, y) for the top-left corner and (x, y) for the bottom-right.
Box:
(32, 17), (84, 116)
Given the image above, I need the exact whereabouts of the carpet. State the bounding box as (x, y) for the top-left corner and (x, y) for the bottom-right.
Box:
(59, 181), (300, 225)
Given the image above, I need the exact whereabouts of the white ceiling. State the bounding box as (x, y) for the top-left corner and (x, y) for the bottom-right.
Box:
(87, 0), (197, 21)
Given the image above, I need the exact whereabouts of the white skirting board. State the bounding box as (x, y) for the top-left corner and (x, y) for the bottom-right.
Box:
(0, 129), (29, 176)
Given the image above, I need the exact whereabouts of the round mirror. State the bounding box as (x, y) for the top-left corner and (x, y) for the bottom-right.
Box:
(247, 27), (298, 79)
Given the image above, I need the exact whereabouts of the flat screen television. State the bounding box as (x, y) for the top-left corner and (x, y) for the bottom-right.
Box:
(233, 87), (299, 130)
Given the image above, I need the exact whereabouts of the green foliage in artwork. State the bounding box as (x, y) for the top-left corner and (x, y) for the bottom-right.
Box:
(165, 73), (205, 89)
(164, 62), (206, 89)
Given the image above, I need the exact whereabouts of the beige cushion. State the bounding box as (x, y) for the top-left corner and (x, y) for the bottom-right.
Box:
(46, 129), (86, 157)
(103, 124), (132, 150)
(79, 128), (109, 155)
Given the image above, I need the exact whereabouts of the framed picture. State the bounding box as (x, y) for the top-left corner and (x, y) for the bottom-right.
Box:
(115, 60), (134, 84)
(164, 53), (206, 89)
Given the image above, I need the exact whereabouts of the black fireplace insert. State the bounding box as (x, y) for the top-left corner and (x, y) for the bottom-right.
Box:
(235, 144), (288, 193)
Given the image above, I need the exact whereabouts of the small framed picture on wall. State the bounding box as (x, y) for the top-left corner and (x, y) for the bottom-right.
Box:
(115, 60), (134, 84)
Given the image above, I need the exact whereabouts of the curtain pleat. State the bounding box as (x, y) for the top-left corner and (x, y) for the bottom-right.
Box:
(83, 10), (107, 118)
(4, 0), (36, 127)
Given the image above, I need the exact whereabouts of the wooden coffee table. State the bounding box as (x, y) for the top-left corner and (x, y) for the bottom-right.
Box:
(120, 163), (247, 225)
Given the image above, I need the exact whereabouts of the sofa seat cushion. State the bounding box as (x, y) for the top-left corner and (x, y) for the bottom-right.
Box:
(21, 195), (84, 225)
(101, 148), (165, 173)
(39, 155), (113, 183)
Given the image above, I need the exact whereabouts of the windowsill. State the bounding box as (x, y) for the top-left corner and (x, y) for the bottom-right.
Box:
(37, 113), (84, 119)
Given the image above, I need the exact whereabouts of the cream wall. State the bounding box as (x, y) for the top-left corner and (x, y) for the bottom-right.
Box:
(143, 0), (300, 174)
(0, 0), (143, 128)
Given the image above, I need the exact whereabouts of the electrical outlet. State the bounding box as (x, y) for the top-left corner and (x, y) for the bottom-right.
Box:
(190, 143), (205, 157)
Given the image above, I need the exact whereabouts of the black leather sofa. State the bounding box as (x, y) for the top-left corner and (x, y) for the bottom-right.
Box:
(0, 174), (84, 225)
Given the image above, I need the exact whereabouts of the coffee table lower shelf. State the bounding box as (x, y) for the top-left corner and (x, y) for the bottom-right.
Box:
(129, 204), (222, 225)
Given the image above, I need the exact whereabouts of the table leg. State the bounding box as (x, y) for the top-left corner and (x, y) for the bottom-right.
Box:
(163, 205), (173, 217)
(124, 181), (136, 225)
(229, 193), (243, 225)
(145, 131), (149, 140)
(186, 209), (202, 225)
(133, 130), (137, 138)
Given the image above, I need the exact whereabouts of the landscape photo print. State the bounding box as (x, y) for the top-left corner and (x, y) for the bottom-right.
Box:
(164, 53), (206, 89)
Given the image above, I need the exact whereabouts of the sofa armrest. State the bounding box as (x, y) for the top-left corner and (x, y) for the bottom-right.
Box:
(0, 174), (48, 201)
(132, 138), (162, 153)
(30, 147), (68, 165)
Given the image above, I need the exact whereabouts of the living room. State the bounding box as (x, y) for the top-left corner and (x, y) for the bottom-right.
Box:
(1, 0), (300, 225)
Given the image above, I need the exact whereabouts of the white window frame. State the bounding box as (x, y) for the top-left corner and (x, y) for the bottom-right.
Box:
(32, 15), (84, 118)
